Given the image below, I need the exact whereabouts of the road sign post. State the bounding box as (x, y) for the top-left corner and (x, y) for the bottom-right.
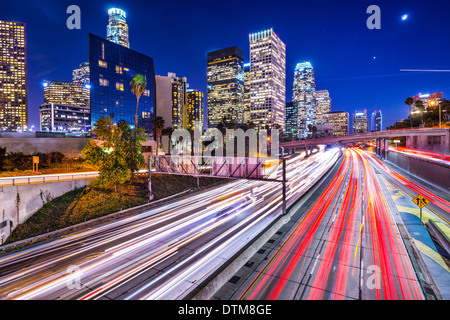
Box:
(412, 194), (430, 224)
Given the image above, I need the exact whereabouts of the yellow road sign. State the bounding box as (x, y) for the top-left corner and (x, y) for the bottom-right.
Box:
(412, 194), (430, 208)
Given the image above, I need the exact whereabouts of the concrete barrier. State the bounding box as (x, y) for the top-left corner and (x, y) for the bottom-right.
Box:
(386, 150), (450, 191)
(0, 178), (92, 245)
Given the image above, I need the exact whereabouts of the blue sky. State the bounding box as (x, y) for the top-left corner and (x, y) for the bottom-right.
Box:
(3, 0), (450, 129)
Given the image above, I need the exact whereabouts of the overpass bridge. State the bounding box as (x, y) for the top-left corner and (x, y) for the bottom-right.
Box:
(280, 127), (450, 157)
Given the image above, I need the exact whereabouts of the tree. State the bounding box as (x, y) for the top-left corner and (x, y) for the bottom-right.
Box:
(117, 120), (147, 180)
(414, 100), (425, 127)
(404, 97), (414, 128)
(130, 74), (148, 133)
(82, 116), (130, 193)
(153, 116), (165, 155)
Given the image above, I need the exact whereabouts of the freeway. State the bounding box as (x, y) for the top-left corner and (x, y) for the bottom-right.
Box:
(232, 148), (441, 300)
(0, 149), (340, 300)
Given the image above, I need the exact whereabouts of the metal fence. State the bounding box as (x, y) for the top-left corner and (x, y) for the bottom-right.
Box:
(0, 172), (99, 187)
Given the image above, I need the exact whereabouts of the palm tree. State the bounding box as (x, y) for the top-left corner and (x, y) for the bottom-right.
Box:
(153, 116), (165, 155)
(130, 74), (148, 133)
(404, 97), (414, 128)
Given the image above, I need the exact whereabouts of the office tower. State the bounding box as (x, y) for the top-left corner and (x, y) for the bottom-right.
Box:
(243, 62), (251, 125)
(292, 62), (316, 137)
(89, 33), (155, 136)
(73, 62), (90, 84)
(169, 73), (188, 130)
(353, 109), (369, 133)
(186, 90), (204, 130)
(155, 74), (173, 129)
(0, 20), (27, 132)
(285, 101), (297, 137)
(315, 90), (331, 126)
(249, 28), (286, 131)
(207, 46), (245, 127)
(106, 8), (130, 48)
(39, 81), (91, 133)
(43, 81), (90, 107)
(371, 110), (382, 132)
(323, 111), (349, 136)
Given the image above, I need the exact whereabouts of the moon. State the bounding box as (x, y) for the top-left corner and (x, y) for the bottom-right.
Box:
(401, 14), (408, 21)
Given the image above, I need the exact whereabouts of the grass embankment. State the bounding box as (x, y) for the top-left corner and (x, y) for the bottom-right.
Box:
(7, 174), (224, 244)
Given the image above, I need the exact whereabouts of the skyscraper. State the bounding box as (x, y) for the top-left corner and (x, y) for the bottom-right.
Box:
(89, 33), (155, 135)
(315, 89), (331, 126)
(106, 8), (130, 48)
(292, 62), (316, 138)
(73, 62), (90, 84)
(186, 89), (204, 130)
(353, 109), (369, 133)
(285, 101), (297, 137)
(155, 74), (173, 129)
(249, 28), (286, 131)
(243, 62), (251, 125)
(0, 20), (27, 132)
(169, 73), (188, 130)
(371, 110), (382, 132)
(207, 46), (245, 127)
(43, 81), (90, 107)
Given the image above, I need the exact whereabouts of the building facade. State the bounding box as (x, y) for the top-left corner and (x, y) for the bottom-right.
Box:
(106, 8), (130, 48)
(43, 81), (90, 107)
(285, 101), (297, 138)
(207, 46), (245, 127)
(371, 110), (382, 132)
(292, 62), (316, 138)
(89, 33), (155, 136)
(323, 111), (349, 136)
(315, 89), (331, 126)
(0, 20), (27, 132)
(39, 103), (90, 133)
(155, 74), (173, 129)
(411, 92), (443, 114)
(186, 90), (204, 130)
(243, 62), (251, 125)
(73, 62), (90, 84)
(353, 109), (369, 133)
(170, 73), (188, 130)
(249, 29), (286, 131)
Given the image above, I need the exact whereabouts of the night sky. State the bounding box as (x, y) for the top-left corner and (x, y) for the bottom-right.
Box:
(3, 0), (450, 130)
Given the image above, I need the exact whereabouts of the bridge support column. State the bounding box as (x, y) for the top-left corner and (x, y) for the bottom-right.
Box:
(305, 145), (309, 157)
(376, 138), (381, 157)
(405, 136), (411, 149)
(442, 131), (450, 155)
(383, 138), (389, 159)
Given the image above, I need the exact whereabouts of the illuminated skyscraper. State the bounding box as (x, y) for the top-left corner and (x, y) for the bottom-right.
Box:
(73, 62), (90, 84)
(186, 89), (204, 130)
(371, 110), (382, 132)
(43, 81), (90, 107)
(0, 20), (27, 131)
(285, 101), (297, 137)
(315, 90), (331, 126)
(207, 46), (245, 127)
(323, 111), (349, 136)
(243, 62), (251, 124)
(106, 8), (130, 48)
(169, 73), (188, 130)
(353, 109), (369, 133)
(292, 62), (316, 137)
(249, 29), (286, 131)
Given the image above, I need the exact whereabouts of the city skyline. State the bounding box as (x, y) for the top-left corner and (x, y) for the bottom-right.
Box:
(2, 0), (450, 131)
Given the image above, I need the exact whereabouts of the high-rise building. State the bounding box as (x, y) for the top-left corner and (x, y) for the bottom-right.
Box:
(411, 92), (442, 114)
(292, 62), (316, 137)
(315, 90), (331, 126)
(323, 111), (349, 136)
(73, 62), (90, 84)
(186, 90), (204, 130)
(243, 62), (251, 125)
(106, 8), (130, 48)
(371, 110), (382, 132)
(39, 81), (91, 133)
(169, 73), (188, 130)
(89, 33), (155, 136)
(207, 46), (245, 127)
(249, 28), (286, 131)
(43, 81), (90, 107)
(285, 102), (297, 137)
(0, 20), (27, 132)
(353, 109), (369, 133)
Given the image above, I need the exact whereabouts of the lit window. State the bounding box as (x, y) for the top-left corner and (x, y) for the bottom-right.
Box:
(99, 60), (108, 68)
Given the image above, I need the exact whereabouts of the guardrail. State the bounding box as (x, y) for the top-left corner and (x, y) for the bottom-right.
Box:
(0, 172), (99, 187)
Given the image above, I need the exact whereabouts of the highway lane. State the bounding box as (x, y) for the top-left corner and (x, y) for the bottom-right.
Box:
(0, 149), (341, 300)
(236, 148), (425, 300)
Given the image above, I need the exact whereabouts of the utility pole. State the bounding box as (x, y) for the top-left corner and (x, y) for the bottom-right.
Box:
(282, 158), (287, 215)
